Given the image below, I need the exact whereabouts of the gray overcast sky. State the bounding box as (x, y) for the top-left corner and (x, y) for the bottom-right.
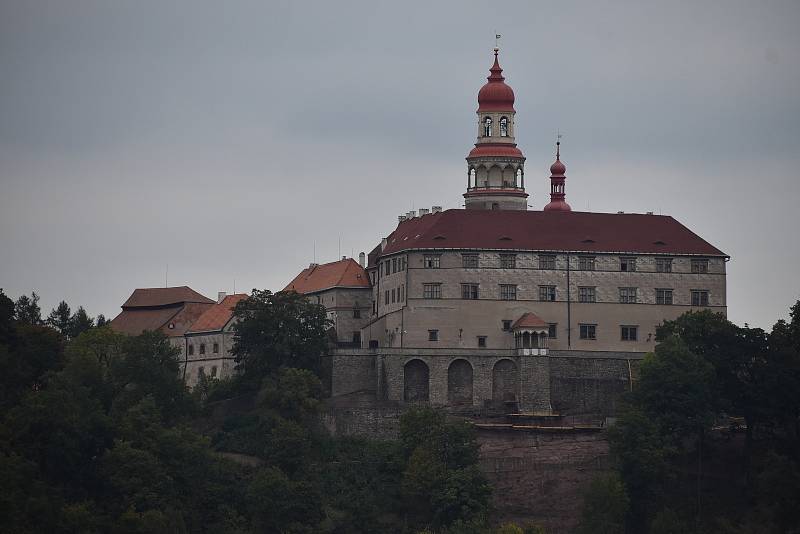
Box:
(1, 0), (798, 329)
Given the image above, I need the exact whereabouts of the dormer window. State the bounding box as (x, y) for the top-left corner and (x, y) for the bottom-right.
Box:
(500, 117), (509, 136)
(483, 116), (493, 137)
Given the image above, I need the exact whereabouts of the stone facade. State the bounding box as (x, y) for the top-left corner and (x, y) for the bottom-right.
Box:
(181, 328), (238, 387)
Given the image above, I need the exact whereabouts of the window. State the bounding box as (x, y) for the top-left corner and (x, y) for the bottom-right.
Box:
(579, 324), (597, 340)
(621, 326), (638, 341)
(500, 254), (517, 269)
(500, 284), (517, 300)
(462, 254), (479, 268)
(188, 344), (194, 356)
(198, 366), (205, 378)
(423, 283), (442, 299)
(424, 255), (441, 268)
(392, 258), (397, 273)
(539, 255), (556, 269)
(401, 257), (406, 271)
(428, 329), (439, 342)
(212, 342), (219, 354)
(477, 336), (487, 348)
(539, 285), (557, 301)
(400, 285), (404, 301)
(691, 290), (709, 306)
(491, 202), (500, 210)
(619, 287), (638, 304)
(461, 283), (479, 300)
(656, 257), (673, 273)
(548, 323), (557, 338)
(353, 309), (361, 318)
(578, 256), (596, 270)
(620, 257), (637, 272)
(352, 331), (361, 344)
(391, 288), (396, 303)
(500, 116), (509, 136)
(656, 289), (673, 305)
(211, 366), (218, 378)
(385, 290), (389, 305)
(483, 116), (493, 137)
(199, 343), (206, 355)
(691, 259), (709, 273)
(578, 286), (596, 303)
(502, 320), (512, 331)
(383, 261), (388, 276)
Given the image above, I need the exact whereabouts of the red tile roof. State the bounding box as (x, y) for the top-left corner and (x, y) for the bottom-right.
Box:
(187, 294), (248, 333)
(512, 312), (548, 330)
(110, 302), (213, 337)
(121, 286), (214, 308)
(379, 209), (726, 256)
(284, 258), (371, 294)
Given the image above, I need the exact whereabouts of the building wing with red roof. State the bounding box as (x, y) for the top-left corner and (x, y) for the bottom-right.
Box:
(284, 258), (371, 294)
(187, 294), (248, 333)
(110, 286), (215, 337)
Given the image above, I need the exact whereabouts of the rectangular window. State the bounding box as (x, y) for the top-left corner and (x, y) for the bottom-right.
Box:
(200, 343), (206, 355)
(428, 329), (439, 342)
(212, 342), (219, 354)
(391, 288), (396, 303)
(461, 283), (479, 300)
(691, 259), (709, 273)
(400, 284), (404, 301)
(401, 257), (406, 271)
(579, 324), (597, 340)
(198, 366), (205, 378)
(383, 261), (388, 276)
(392, 258), (397, 273)
(656, 289), (673, 305)
(353, 309), (361, 318)
(500, 284), (517, 300)
(691, 290), (710, 306)
(352, 331), (361, 344)
(423, 283), (442, 299)
(477, 336), (487, 348)
(188, 344), (194, 356)
(578, 286), (596, 303)
(384, 290), (389, 305)
(462, 254), (479, 268)
(539, 255), (556, 270)
(500, 254), (517, 269)
(548, 323), (558, 339)
(210, 366), (217, 378)
(424, 255), (441, 268)
(619, 287), (638, 303)
(578, 256), (596, 271)
(539, 285), (556, 301)
(502, 320), (512, 331)
(620, 257), (637, 272)
(621, 325), (638, 341)
(656, 257), (673, 273)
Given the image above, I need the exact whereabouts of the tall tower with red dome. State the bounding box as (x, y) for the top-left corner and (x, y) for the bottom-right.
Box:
(543, 140), (572, 211)
(464, 48), (528, 210)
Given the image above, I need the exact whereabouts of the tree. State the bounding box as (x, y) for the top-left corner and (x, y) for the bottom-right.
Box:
(68, 306), (95, 339)
(47, 300), (72, 334)
(577, 472), (630, 534)
(0, 289), (17, 344)
(15, 291), (42, 325)
(96, 314), (108, 327)
(231, 289), (330, 384)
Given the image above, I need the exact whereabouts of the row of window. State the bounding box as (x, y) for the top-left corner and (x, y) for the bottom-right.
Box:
(384, 285), (406, 305)
(421, 283), (710, 306)
(187, 342), (220, 356)
(196, 365), (218, 379)
(482, 116), (510, 137)
(422, 254), (711, 273)
(425, 323), (641, 344)
(381, 256), (407, 277)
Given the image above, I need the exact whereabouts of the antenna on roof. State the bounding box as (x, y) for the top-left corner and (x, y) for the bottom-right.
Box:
(233, 279), (236, 294)
(313, 240), (316, 263)
(165, 263), (168, 288)
(338, 236), (341, 259)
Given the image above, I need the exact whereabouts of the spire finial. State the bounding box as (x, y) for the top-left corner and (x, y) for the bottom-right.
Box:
(556, 131), (562, 160)
(495, 32), (501, 50)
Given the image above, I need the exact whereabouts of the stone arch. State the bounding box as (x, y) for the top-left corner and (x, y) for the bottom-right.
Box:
(492, 359), (518, 404)
(404, 359), (429, 402)
(502, 165), (516, 188)
(447, 359), (473, 405)
(488, 165), (503, 187)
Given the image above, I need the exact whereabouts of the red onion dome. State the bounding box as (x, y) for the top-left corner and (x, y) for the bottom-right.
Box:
(477, 49), (515, 112)
(550, 158), (566, 176)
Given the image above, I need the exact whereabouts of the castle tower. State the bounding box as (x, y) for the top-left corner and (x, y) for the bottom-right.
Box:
(464, 48), (528, 210)
(543, 140), (572, 212)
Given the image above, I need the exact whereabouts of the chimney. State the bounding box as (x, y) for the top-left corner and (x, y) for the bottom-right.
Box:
(432, 206), (443, 213)
(407, 210), (416, 218)
(217, 291), (227, 303)
(646, 211), (654, 215)
(380, 238), (387, 251)
(359, 252), (365, 267)
(398, 215), (407, 223)
(418, 208), (430, 216)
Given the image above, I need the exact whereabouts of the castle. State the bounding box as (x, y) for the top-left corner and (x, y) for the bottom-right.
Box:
(111, 49), (727, 414)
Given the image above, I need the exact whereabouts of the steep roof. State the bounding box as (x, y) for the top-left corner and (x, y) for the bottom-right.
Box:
(187, 294), (248, 333)
(379, 209), (726, 257)
(283, 258), (371, 294)
(121, 286), (214, 309)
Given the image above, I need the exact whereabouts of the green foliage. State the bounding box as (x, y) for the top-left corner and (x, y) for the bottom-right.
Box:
(577, 472), (630, 534)
(231, 289), (330, 385)
(68, 306), (95, 338)
(14, 291), (42, 325)
(47, 300), (72, 334)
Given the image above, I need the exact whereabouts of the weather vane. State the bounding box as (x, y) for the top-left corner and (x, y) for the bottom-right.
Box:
(495, 33), (501, 49)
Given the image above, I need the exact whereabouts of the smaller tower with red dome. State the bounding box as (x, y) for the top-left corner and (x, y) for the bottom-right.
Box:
(543, 140), (572, 212)
(464, 48), (528, 211)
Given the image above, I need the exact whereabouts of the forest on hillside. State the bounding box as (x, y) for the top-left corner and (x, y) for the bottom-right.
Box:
(1, 287), (799, 533)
